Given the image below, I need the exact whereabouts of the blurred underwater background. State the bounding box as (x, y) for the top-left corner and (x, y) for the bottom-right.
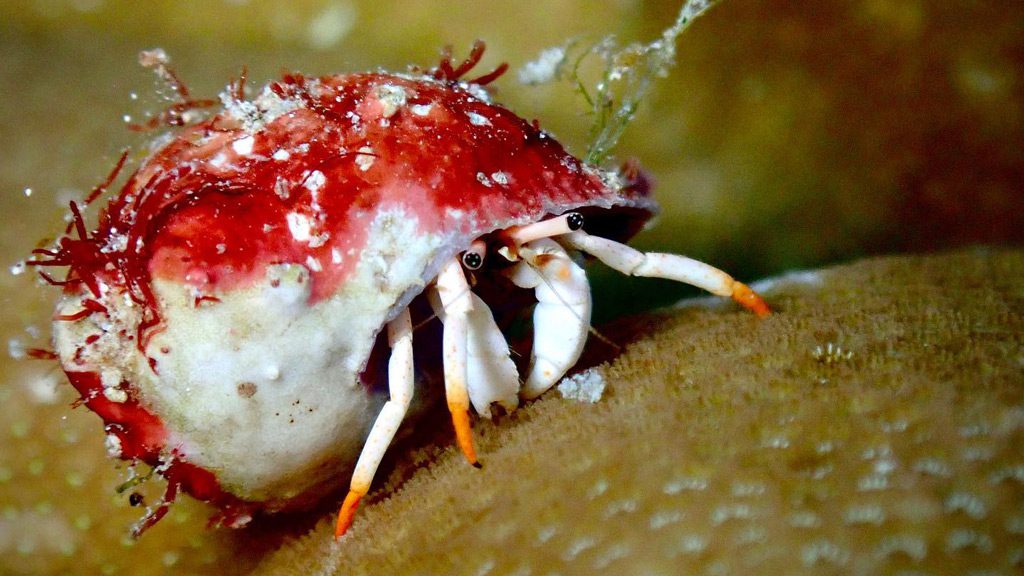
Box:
(0, 1), (1021, 574)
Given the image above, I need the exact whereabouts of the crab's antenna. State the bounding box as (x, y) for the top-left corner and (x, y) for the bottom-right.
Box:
(411, 311), (441, 334)
(412, 283), (482, 337)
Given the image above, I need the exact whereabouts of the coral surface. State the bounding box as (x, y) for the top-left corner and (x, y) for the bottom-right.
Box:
(251, 249), (1024, 575)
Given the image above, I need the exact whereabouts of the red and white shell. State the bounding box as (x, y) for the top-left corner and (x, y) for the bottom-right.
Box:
(39, 59), (655, 528)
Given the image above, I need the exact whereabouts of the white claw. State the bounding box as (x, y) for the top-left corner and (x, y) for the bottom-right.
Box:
(430, 291), (519, 418)
(507, 238), (592, 400)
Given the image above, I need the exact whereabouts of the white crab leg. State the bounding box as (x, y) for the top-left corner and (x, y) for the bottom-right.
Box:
(335, 307), (414, 537)
(561, 231), (770, 317)
(432, 258), (480, 466)
(429, 291), (519, 418)
(507, 238), (592, 400)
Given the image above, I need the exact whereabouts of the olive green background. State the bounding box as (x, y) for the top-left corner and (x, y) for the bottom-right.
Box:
(0, 1), (1021, 574)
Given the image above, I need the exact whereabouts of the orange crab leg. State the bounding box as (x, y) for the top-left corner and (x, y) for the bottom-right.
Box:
(335, 491), (362, 537)
(730, 281), (771, 317)
(450, 406), (480, 467)
(433, 259), (481, 467)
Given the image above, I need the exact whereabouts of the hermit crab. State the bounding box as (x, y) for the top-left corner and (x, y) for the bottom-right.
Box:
(27, 43), (768, 538)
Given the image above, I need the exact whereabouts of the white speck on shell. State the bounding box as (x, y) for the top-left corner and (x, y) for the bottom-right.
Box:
(309, 233), (330, 248)
(411, 103), (433, 116)
(103, 387), (128, 403)
(100, 369), (121, 391)
(490, 171), (510, 186)
(275, 177), (290, 200)
(272, 149), (290, 161)
(374, 84), (407, 118)
(101, 232), (128, 254)
(355, 146), (375, 171)
(104, 434), (123, 458)
(467, 111), (490, 126)
(100, 368), (128, 403)
(459, 81), (492, 103)
(304, 170), (326, 193)
(231, 135), (255, 156)
(286, 212), (312, 242)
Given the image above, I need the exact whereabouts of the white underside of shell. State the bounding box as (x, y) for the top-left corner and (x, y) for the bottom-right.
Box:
(54, 207), (444, 503)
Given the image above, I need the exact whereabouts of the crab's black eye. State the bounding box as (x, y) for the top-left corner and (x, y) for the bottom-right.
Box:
(461, 251), (484, 270)
(566, 212), (584, 231)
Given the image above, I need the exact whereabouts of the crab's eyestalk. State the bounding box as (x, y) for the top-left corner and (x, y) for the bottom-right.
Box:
(507, 212), (586, 247)
(461, 239), (487, 271)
